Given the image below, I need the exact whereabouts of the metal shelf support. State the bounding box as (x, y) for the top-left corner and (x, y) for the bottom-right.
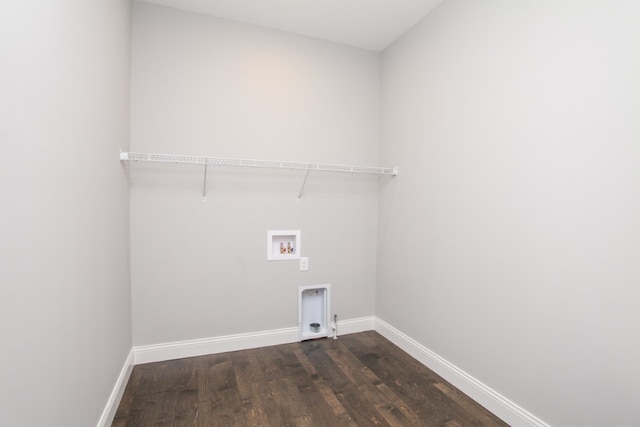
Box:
(297, 170), (312, 201)
(202, 164), (208, 201)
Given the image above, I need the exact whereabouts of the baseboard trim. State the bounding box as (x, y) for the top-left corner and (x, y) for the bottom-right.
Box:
(134, 327), (299, 364)
(133, 316), (375, 365)
(97, 349), (134, 427)
(374, 318), (550, 427)
(333, 315), (375, 336)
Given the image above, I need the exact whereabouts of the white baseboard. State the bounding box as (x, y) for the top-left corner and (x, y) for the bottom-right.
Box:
(134, 327), (299, 364)
(97, 349), (134, 427)
(333, 315), (375, 336)
(374, 318), (550, 427)
(133, 316), (375, 365)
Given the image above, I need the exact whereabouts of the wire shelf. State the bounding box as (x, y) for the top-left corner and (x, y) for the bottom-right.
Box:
(120, 151), (398, 200)
(120, 152), (398, 176)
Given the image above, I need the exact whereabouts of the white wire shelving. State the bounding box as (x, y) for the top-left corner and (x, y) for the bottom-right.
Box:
(120, 151), (398, 200)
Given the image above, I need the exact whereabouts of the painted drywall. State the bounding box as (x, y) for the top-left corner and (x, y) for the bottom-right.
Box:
(0, 1), (132, 426)
(130, 3), (381, 346)
(378, 1), (640, 426)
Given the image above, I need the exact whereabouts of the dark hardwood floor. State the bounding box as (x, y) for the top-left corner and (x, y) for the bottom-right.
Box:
(113, 331), (508, 426)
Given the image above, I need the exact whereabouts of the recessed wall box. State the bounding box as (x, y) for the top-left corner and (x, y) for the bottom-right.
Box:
(267, 230), (301, 261)
(298, 284), (331, 341)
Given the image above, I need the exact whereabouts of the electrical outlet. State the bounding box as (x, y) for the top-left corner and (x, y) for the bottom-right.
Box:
(300, 257), (309, 271)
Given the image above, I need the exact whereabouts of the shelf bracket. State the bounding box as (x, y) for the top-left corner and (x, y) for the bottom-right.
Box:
(202, 164), (208, 201)
(297, 169), (311, 201)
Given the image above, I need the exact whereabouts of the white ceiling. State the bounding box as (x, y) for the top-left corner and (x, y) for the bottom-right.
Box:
(138, 0), (445, 51)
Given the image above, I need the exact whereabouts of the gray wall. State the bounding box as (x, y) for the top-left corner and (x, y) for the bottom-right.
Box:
(378, 1), (640, 426)
(130, 3), (381, 346)
(0, 1), (132, 426)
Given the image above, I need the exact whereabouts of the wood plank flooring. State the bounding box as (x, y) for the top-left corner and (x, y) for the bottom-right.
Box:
(113, 331), (508, 426)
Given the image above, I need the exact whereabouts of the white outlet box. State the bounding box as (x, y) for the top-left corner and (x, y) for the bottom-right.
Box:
(267, 230), (301, 261)
(300, 257), (309, 271)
